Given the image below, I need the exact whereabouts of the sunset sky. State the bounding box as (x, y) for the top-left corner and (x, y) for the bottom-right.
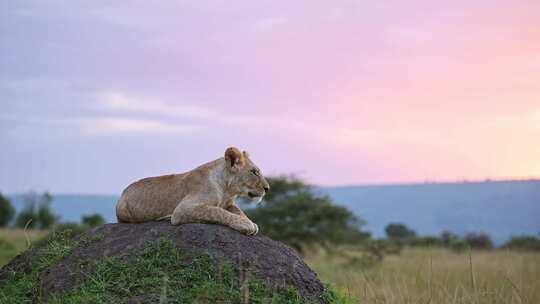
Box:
(1, 1), (539, 194)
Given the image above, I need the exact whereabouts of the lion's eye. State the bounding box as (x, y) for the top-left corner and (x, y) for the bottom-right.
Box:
(250, 169), (259, 176)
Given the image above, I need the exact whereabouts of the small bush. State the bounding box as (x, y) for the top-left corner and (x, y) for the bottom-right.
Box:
(345, 254), (381, 269)
(449, 239), (468, 252)
(81, 213), (106, 228)
(409, 236), (444, 247)
(15, 204), (37, 229)
(37, 201), (57, 229)
(385, 223), (416, 240)
(0, 193), (15, 227)
(363, 239), (403, 261)
(503, 236), (540, 251)
(464, 232), (493, 250)
(53, 222), (87, 237)
(322, 284), (357, 304)
(440, 230), (460, 246)
(33, 223), (87, 249)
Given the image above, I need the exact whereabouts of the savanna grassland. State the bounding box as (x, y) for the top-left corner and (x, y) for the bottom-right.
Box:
(0, 228), (48, 266)
(305, 246), (540, 304)
(1, 230), (540, 304)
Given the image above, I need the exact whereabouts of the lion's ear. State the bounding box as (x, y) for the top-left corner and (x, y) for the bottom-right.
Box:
(224, 147), (245, 172)
(242, 151), (250, 159)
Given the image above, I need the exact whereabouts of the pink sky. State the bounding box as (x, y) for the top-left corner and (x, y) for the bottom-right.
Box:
(0, 1), (539, 193)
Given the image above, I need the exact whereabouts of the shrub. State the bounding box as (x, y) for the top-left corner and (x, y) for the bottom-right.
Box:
(15, 203), (37, 229)
(0, 193), (15, 227)
(37, 202), (56, 229)
(54, 222), (87, 237)
(464, 232), (493, 250)
(81, 214), (106, 227)
(385, 223), (416, 240)
(440, 230), (460, 246)
(345, 253), (382, 269)
(363, 239), (403, 260)
(409, 236), (444, 247)
(449, 239), (468, 252)
(502, 236), (540, 251)
(33, 222), (88, 248)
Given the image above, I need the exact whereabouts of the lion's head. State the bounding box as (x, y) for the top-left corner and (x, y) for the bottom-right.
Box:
(224, 147), (270, 203)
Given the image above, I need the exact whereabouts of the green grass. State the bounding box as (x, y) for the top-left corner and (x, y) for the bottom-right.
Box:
(0, 230), (78, 303)
(1, 234), (347, 304)
(305, 246), (540, 304)
(49, 238), (314, 304)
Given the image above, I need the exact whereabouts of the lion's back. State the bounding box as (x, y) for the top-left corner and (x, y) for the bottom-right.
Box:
(116, 174), (188, 222)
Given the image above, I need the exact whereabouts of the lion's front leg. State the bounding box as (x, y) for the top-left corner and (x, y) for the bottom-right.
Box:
(225, 202), (258, 235)
(171, 204), (258, 235)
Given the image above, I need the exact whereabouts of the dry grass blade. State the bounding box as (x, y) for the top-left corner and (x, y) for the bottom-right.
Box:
(23, 219), (33, 249)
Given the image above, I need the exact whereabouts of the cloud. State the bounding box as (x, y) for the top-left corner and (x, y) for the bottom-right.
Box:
(94, 91), (360, 144)
(95, 90), (283, 128)
(0, 113), (197, 136)
(97, 91), (217, 120)
(79, 117), (198, 135)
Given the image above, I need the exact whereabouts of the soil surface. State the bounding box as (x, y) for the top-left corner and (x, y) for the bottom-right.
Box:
(0, 222), (326, 303)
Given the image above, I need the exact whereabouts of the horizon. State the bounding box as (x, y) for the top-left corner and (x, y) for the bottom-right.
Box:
(5, 177), (540, 197)
(5, 178), (539, 246)
(1, 1), (539, 193)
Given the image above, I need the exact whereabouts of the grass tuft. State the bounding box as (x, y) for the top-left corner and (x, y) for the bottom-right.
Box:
(0, 229), (77, 303)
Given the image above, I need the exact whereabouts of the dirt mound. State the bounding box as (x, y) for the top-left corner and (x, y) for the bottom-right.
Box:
(0, 222), (327, 303)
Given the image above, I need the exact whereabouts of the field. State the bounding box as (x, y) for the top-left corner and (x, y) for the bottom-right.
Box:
(305, 246), (540, 304)
(1, 229), (539, 304)
(0, 228), (49, 266)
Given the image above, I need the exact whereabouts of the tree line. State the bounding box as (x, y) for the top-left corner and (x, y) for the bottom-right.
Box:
(0, 191), (105, 231)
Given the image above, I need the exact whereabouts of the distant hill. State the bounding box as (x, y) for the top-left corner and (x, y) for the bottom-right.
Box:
(8, 180), (540, 245)
(319, 180), (540, 244)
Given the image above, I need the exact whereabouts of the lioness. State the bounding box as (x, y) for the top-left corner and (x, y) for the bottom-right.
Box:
(115, 147), (269, 235)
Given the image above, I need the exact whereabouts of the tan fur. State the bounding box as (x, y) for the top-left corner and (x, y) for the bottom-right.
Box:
(115, 147), (270, 235)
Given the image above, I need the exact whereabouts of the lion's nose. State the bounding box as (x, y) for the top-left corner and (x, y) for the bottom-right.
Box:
(263, 186), (270, 192)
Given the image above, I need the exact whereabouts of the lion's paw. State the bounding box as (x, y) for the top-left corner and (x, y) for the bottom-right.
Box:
(244, 221), (258, 236)
(249, 223), (259, 236)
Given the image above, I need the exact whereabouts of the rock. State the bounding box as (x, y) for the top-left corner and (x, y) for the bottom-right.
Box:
(0, 222), (327, 303)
